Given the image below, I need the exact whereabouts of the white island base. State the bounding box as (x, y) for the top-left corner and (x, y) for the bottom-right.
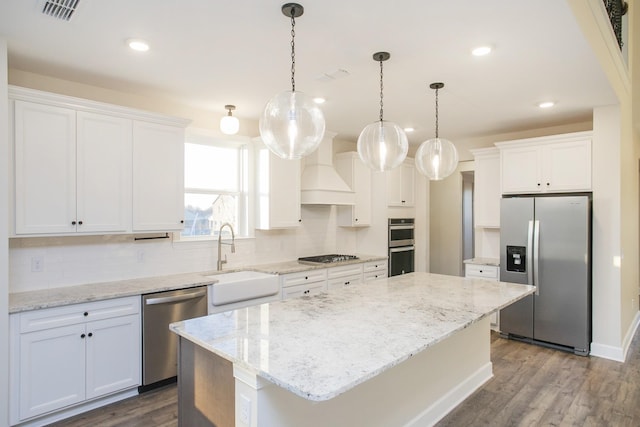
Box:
(179, 317), (492, 427)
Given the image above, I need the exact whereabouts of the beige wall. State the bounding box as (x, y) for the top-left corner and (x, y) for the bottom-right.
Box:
(429, 160), (474, 276)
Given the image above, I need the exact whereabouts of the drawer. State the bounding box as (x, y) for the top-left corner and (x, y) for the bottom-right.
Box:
(327, 274), (362, 290)
(363, 271), (387, 282)
(465, 264), (499, 280)
(19, 295), (141, 333)
(327, 264), (363, 279)
(363, 260), (388, 273)
(281, 281), (327, 299)
(281, 269), (327, 288)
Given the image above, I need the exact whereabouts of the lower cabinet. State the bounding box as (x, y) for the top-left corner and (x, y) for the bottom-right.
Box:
(327, 264), (364, 290)
(281, 269), (328, 300)
(10, 296), (141, 424)
(464, 262), (500, 330)
(363, 260), (388, 282)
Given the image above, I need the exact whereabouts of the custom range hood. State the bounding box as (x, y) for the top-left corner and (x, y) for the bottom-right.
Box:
(300, 132), (355, 205)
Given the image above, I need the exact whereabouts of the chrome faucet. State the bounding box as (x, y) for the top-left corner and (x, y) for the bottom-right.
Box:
(217, 222), (236, 271)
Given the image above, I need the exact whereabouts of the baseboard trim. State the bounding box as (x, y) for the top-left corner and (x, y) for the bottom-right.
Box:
(406, 361), (493, 427)
(590, 311), (640, 362)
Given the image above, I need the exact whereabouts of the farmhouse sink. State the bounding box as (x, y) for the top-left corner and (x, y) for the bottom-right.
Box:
(205, 271), (280, 306)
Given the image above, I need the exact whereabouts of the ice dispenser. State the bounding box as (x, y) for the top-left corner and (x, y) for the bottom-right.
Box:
(506, 246), (526, 272)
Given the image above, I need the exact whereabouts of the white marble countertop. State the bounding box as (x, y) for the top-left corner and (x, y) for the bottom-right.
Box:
(463, 257), (500, 266)
(170, 272), (534, 402)
(9, 254), (387, 313)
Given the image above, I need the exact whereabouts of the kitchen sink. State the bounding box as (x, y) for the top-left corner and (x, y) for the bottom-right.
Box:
(205, 271), (280, 306)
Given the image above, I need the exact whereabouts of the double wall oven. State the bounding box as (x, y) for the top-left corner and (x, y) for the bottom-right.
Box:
(388, 218), (415, 276)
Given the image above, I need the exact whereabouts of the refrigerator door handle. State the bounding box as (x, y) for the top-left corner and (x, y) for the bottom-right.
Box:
(533, 220), (540, 295)
(527, 220), (534, 286)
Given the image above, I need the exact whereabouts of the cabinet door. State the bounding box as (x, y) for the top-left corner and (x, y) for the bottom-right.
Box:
(542, 140), (591, 192)
(282, 281), (327, 299)
(474, 153), (500, 227)
(132, 121), (185, 231)
(400, 162), (415, 206)
(501, 146), (542, 194)
(19, 324), (86, 420)
(336, 153), (371, 227)
(386, 166), (403, 206)
(14, 100), (77, 234)
(77, 112), (132, 233)
(255, 144), (301, 229)
(85, 314), (141, 399)
(386, 162), (415, 206)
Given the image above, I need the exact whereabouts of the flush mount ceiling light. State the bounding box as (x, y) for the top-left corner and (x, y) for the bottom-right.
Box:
(220, 105), (240, 135)
(415, 82), (459, 180)
(472, 45), (492, 56)
(127, 38), (150, 52)
(259, 3), (325, 160)
(357, 52), (408, 172)
(538, 101), (555, 109)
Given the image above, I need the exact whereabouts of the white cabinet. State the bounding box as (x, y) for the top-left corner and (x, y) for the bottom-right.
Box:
(10, 87), (189, 236)
(464, 262), (500, 330)
(470, 147), (500, 228)
(363, 260), (388, 282)
(13, 101), (132, 235)
(10, 296), (141, 424)
(386, 160), (415, 207)
(497, 132), (592, 194)
(254, 139), (301, 229)
(280, 269), (327, 299)
(335, 152), (371, 227)
(132, 121), (185, 231)
(327, 263), (363, 290)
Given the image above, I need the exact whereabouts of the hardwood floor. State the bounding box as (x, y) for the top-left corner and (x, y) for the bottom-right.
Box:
(49, 329), (640, 427)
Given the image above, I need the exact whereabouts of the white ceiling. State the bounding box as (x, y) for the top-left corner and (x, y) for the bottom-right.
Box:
(0, 0), (618, 149)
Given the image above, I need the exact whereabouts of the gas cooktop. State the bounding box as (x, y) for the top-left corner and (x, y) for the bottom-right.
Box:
(298, 254), (359, 264)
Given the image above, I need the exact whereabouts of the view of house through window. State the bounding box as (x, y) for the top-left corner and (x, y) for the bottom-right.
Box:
(181, 139), (249, 239)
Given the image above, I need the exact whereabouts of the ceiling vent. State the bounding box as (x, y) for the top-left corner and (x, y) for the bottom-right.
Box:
(41, 0), (80, 21)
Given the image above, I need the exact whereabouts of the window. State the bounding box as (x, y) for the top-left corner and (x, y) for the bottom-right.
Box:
(181, 136), (250, 240)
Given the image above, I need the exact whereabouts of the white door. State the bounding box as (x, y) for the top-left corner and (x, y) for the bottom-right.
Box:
(85, 314), (141, 399)
(19, 324), (86, 420)
(14, 100), (77, 234)
(76, 112), (132, 233)
(132, 121), (185, 231)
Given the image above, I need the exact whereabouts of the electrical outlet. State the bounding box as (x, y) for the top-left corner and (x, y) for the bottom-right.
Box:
(239, 394), (251, 425)
(31, 256), (44, 273)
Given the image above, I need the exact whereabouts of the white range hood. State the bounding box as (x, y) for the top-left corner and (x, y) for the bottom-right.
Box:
(300, 133), (355, 205)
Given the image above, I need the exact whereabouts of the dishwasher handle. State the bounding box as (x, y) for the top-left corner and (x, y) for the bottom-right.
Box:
(144, 289), (207, 306)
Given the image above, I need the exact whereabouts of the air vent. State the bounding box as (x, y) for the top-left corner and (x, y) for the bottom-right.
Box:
(42, 0), (80, 21)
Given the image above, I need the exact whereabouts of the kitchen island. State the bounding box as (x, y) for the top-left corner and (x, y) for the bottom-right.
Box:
(170, 272), (534, 427)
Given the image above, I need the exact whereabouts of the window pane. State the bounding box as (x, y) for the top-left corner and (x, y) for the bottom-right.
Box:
(182, 193), (238, 238)
(184, 143), (239, 191)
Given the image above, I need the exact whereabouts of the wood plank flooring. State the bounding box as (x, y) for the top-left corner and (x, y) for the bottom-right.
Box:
(49, 329), (640, 427)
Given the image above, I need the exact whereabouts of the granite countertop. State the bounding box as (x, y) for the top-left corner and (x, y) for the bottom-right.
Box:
(9, 254), (387, 313)
(463, 257), (500, 266)
(170, 272), (535, 402)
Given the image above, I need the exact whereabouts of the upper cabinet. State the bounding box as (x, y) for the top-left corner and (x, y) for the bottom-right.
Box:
(470, 147), (500, 228)
(497, 132), (592, 194)
(10, 86), (189, 236)
(386, 159), (415, 207)
(254, 138), (301, 229)
(334, 152), (371, 227)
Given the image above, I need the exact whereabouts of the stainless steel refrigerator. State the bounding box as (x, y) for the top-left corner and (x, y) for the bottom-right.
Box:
(499, 194), (591, 355)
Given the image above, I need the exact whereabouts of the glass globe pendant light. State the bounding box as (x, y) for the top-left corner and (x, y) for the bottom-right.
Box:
(259, 3), (325, 160)
(357, 52), (408, 172)
(220, 105), (240, 135)
(415, 82), (459, 180)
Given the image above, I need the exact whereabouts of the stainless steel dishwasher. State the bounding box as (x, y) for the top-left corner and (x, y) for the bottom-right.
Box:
(140, 286), (208, 392)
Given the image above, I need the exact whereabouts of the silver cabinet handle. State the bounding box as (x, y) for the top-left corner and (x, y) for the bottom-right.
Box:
(390, 246), (415, 253)
(145, 289), (206, 305)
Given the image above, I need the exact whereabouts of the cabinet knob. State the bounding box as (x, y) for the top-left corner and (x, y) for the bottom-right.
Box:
(537, 183), (541, 187)
(78, 220), (83, 225)
(304, 276), (308, 280)
(401, 200), (406, 204)
(80, 333), (86, 339)
(83, 312), (88, 316)
(71, 220), (76, 225)
(345, 281), (350, 285)
(304, 290), (310, 294)
(88, 332), (93, 337)
(298, 219), (302, 223)
(355, 218), (358, 222)
(180, 220), (184, 224)
(546, 182), (550, 186)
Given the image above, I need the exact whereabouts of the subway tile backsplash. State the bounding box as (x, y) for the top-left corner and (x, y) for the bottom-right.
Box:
(9, 206), (360, 293)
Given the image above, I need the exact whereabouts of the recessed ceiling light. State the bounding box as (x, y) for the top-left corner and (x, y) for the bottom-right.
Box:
(313, 97), (326, 104)
(404, 127), (415, 132)
(127, 38), (150, 52)
(538, 101), (555, 109)
(472, 46), (492, 56)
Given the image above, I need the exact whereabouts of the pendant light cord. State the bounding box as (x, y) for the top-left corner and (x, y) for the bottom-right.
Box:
(290, 13), (296, 92)
(434, 86), (439, 138)
(379, 58), (384, 122)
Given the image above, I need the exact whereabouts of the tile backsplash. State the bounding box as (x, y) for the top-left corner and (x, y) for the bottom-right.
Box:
(8, 206), (367, 293)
